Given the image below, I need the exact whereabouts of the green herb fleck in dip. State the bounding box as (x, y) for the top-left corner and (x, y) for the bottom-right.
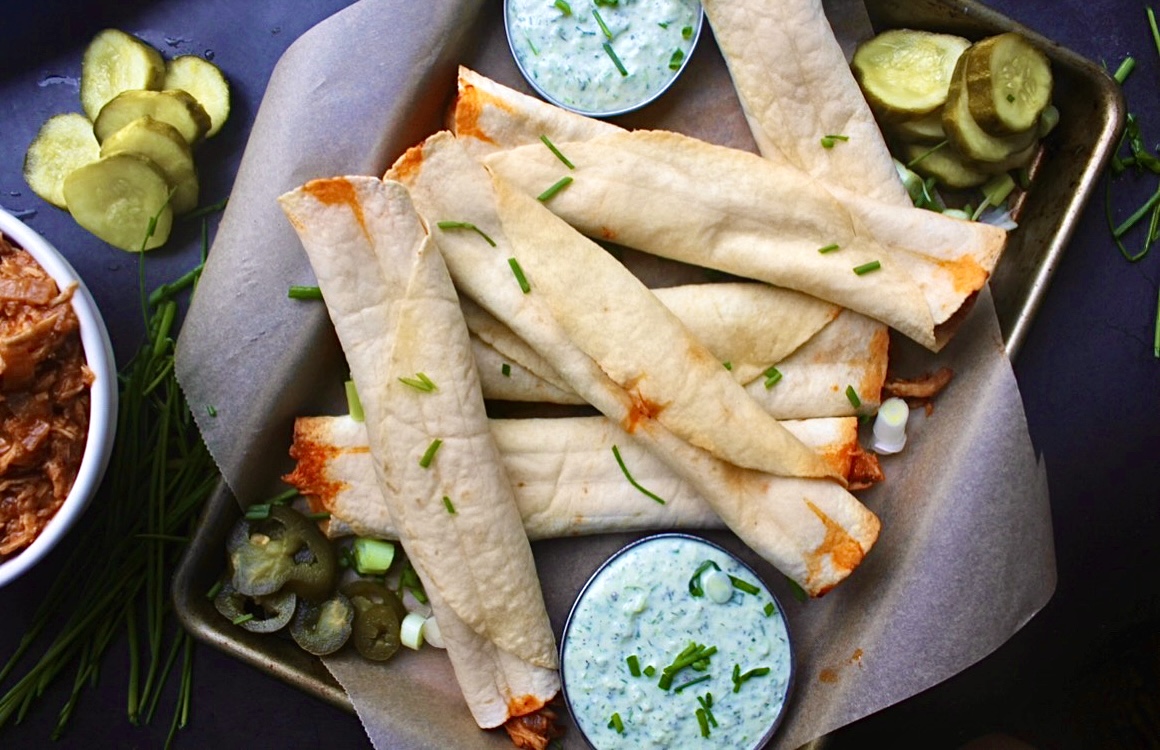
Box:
(505, 0), (702, 116)
(561, 534), (793, 748)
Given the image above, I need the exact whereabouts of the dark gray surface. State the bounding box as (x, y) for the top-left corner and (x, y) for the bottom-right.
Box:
(0, 1), (1156, 748)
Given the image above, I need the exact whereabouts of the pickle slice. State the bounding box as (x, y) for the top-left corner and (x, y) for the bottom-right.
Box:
(23, 113), (101, 209)
(852, 29), (971, 119)
(964, 33), (1052, 136)
(890, 110), (946, 144)
(62, 153), (173, 252)
(903, 143), (989, 189)
(100, 116), (199, 215)
(943, 54), (1038, 164)
(93, 89), (211, 146)
(163, 55), (231, 138)
(80, 29), (166, 121)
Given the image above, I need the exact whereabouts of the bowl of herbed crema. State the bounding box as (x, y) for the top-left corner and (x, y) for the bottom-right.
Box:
(560, 533), (794, 749)
(503, 0), (704, 118)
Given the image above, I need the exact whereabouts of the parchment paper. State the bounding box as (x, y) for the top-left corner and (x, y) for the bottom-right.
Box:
(174, 0), (1056, 747)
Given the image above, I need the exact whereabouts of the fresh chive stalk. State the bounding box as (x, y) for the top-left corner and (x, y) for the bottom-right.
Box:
(817, 243), (840, 254)
(682, 25), (693, 39)
(442, 496), (457, 515)
(729, 575), (760, 595)
(508, 257), (532, 293)
(603, 42), (629, 76)
(537, 176), (574, 202)
(763, 602), (776, 617)
(399, 372), (437, 392)
(436, 220), (497, 247)
(554, 0), (571, 15)
(763, 366), (782, 389)
(611, 445), (666, 504)
(539, 135), (575, 169)
(288, 285), (323, 300)
(593, 8), (613, 39)
(820, 134), (849, 149)
(906, 139), (948, 168)
(853, 260), (881, 275)
(674, 674), (712, 693)
(419, 438), (443, 468)
(501, 363), (512, 377)
(608, 712), (625, 733)
(845, 385), (862, 409)
(626, 654), (641, 676)
(1115, 56), (1136, 84)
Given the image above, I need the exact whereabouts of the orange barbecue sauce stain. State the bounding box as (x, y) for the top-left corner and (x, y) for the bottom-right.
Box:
(507, 693), (547, 718)
(860, 325), (890, 400)
(304, 178), (368, 240)
(453, 85), (512, 145)
(818, 649), (865, 685)
(803, 500), (867, 594)
(388, 143), (426, 183)
(819, 668), (839, 684)
(282, 438), (364, 514)
(622, 391), (664, 433)
(938, 255), (989, 295)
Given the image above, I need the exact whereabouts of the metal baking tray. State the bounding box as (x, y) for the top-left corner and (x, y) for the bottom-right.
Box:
(173, 0), (1125, 730)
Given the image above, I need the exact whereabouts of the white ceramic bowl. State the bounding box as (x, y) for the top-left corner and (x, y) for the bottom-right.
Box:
(0, 208), (117, 587)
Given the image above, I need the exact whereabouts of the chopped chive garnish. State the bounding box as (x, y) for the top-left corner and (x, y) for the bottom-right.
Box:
(537, 175), (573, 202)
(608, 712), (624, 733)
(820, 134), (850, 148)
(442, 496), (457, 515)
(594, 0), (618, 6)
(722, 360), (732, 371)
(658, 21), (669, 28)
(682, 25), (693, 39)
(611, 445), (666, 504)
(508, 257), (531, 293)
(1151, 7), (1160, 60)
(245, 503), (272, 520)
(399, 372), (437, 392)
(306, 511), (331, 521)
(669, 49), (685, 71)
(436, 220), (497, 247)
(231, 614), (254, 626)
(593, 8), (613, 39)
(817, 243), (840, 254)
(674, 674), (712, 693)
(730, 575), (760, 595)
(525, 34), (539, 56)
(688, 560), (720, 596)
(501, 363), (512, 377)
(763, 366), (783, 389)
(626, 655), (641, 676)
(731, 665), (771, 693)
(853, 260), (881, 275)
(663, 645), (717, 678)
(539, 134), (575, 169)
(1154, 284), (1160, 359)
(288, 285), (323, 300)
(696, 707), (711, 737)
(643, 665), (656, 677)
(603, 42), (629, 76)
(907, 139), (949, 169)
(786, 577), (808, 602)
(346, 379), (365, 421)
(419, 438), (443, 468)
(205, 580), (223, 600)
(697, 694), (718, 727)
(206, 404), (217, 417)
(845, 385), (862, 409)
(554, 0), (571, 15)
(763, 602), (776, 617)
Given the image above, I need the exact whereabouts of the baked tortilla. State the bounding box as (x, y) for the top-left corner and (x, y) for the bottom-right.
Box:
(286, 414), (882, 540)
(388, 132), (879, 595)
(700, 0), (910, 205)
(279, 176), (558, 728)
(484, 130), (1006, 350)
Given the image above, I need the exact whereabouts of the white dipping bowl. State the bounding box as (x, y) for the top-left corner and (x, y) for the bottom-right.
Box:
(0, 208), (117, 587)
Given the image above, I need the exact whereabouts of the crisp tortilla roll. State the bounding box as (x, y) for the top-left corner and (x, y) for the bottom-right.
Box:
(388, 133), (879, 595)
(700, 0), (911, 205)
(279, 177), (558, 728)
(484, 131), (1005, 350)
(287, 414), (883, 541)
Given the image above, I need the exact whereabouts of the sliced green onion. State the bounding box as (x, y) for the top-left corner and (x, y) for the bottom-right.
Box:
(537, 176), (573, 202)
(508, 257), (531, 293)
(820, 134), (849, 149)
(626, 654), (641, 676)
(418, 439), (443, 468)
(763, 601), (776, 617)
(539, 134), (575, 169)
(688, 560), (720, 596)
(436, 220), (496, 247)
(853, 260), (881, 275)
(674, 674), (711, 693)
(593, 8), (613, 39)
(669, 49), (685, 71)
(817, 243), (840, 254)
(845, 385), (862, 409)
(612, 445), (666, 504)
(729, 576), (760, 595)
(763, 366), (782, 389)
(287, 285), (323, 300)
(345, 380), (365, 422)
(442, 496), (457, 515)
(608, 712), (624, 733)
(398, 372), (437, 392)
(501, 363), (512, 377)
(400, 612), (426, 650)
(353, 538), (396, 575)
(244, 503), (271, 520)
(603, 42), (629, 76)
(554, 0), (571, 15)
